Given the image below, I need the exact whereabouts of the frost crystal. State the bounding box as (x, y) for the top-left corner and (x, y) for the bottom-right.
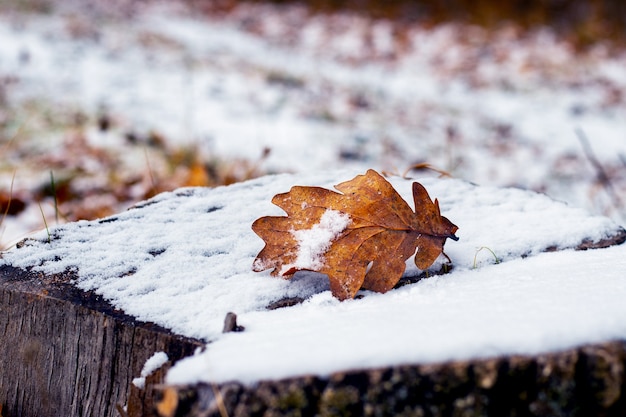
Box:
(291, 210), (351, 271)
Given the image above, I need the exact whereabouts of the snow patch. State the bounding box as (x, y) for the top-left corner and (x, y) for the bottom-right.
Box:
(287, 209), (351, 273)
(132, 351), (168, 389)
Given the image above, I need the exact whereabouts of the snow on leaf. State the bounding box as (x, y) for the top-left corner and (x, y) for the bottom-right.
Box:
(288, 209), (352, 274)
(251, 169), (459, 300)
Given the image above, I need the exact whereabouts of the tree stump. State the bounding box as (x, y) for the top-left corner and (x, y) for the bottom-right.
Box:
(1, 172), (625, 417)
(0, 265), (203, 417)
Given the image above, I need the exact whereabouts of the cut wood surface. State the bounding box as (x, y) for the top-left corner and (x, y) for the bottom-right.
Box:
(0, 265), (203, 417)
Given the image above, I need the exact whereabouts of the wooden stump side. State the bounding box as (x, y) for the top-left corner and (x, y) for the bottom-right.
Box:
(0, 265), (203, 417)
(155, 340), (626, 417)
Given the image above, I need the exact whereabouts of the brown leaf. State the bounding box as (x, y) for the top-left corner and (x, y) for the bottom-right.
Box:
(252, 170), (459, 300)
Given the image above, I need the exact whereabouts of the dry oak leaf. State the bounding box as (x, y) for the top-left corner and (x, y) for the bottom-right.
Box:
(252, 169), (459, 300)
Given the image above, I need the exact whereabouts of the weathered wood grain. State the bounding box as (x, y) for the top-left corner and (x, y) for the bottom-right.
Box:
(0, 265), (203, 417)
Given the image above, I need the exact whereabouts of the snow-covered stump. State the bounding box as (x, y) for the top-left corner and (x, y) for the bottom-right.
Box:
(156, 340), (626, 416)
(0, 265), (202, 417)
(1, 170), (626, 417)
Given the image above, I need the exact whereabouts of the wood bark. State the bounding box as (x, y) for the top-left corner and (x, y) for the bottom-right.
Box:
(155, 340), (626, 417)
(0, 265), (203, 417)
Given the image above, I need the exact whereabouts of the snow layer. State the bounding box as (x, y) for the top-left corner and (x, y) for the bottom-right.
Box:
(132, 351), (168, 389)
(168, 246), (626, 385)
(1, 169), (624, 384)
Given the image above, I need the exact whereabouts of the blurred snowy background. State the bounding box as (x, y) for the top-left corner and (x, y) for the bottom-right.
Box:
(1, 0), (625, 248)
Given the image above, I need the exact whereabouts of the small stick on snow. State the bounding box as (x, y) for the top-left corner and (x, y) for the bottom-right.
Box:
(222, 312), (245, 333)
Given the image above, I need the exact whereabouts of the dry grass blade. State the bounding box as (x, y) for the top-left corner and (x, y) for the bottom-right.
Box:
(211, 384), (230, 417)
(402, 163), (452, 179)
(576, 128), (623, 211)
(0, 119), (26, 156)
(37, 202), (51, 243)
(473, 246), (500, 269)
(0, 171), (16, 225)
(144, 147), (158, 197)
(0, 171), (17, 246)
(49, 171), (60, 224)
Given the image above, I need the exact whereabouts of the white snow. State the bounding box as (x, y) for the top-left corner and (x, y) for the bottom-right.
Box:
(1, 169), (624, 385)
(132, 351), (169, 389)
(287, 209), (351, 273)
(2, 1), (626, 251)
(168, 246), (626, 385)
(1, 0), (626, 388)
